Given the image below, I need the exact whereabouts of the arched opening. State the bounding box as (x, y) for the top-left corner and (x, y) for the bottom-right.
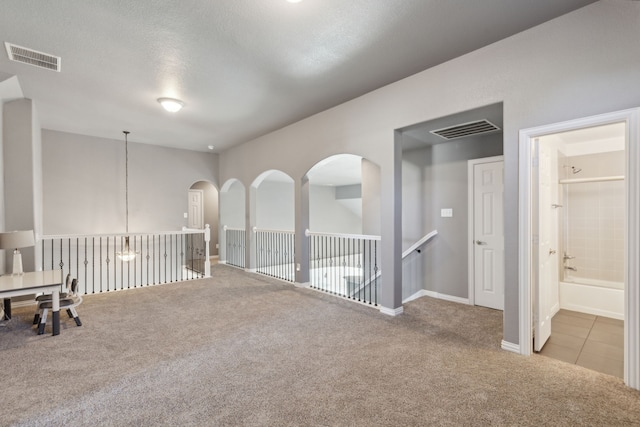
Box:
(304, 154), (382, 305)
(219, 179), (246, 268)
(307, 154), (365, 234)
(251, 170), (295, 281)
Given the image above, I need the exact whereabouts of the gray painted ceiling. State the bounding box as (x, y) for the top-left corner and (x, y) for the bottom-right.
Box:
(0, 0), (595, 152)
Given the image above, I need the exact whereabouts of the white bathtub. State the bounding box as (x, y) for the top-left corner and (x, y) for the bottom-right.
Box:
(559, 277), (624, 320)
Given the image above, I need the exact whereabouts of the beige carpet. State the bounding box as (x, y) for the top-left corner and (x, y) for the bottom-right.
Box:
(1, 264), (638, 426)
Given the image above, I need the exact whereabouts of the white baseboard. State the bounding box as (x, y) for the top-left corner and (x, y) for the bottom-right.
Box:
(501, 340), (521, 354)
(380, 306), (404, 316)
(404, 289), (470, 305)
(218, 260), (227, 265)
(294, 282), (311, 288)
(245, 268), (257, 273)
(403, 290), (428, 303)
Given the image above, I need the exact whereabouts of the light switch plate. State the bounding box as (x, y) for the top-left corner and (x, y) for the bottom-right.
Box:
(183, 212), (188, 218)
(441, 208), (453, 218)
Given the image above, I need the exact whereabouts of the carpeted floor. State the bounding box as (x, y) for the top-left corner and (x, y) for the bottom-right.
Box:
(1, 264), (639, 426)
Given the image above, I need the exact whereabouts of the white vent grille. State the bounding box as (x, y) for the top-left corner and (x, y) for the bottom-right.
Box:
(430, 119), (500, 140)
(4, 42), (61, 72)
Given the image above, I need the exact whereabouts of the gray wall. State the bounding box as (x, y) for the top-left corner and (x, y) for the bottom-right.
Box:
(2, 99), (42, 271)
(0, 76), (26, 273)
(362, 159), (381, 236)
(42, 130), (219, 235)
(218, 1), (640, 344)
(310, 184), (362, 234)
(2, 99), (41, 272)
(256, 180), (294, 230)
(402, 135), (503, 300)
(220, 180), (245, 229)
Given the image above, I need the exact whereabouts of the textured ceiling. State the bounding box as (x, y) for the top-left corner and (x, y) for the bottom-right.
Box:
(0, 0), (596, 152)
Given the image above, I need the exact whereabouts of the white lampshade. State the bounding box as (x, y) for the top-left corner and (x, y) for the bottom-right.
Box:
(0, 230), (35, 275)
(0, 230), (35, 250)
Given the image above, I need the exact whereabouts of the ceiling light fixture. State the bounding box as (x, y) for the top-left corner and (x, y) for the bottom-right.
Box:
(287, 0), (303, 3)
(157, 97), (184, 113)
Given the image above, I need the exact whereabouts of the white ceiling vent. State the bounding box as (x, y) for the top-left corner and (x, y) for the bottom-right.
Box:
(4, 42), (61, 72)
(430, 119), (500, 140)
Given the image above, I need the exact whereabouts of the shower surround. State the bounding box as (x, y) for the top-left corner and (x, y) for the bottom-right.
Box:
(559, 150), (625, 318)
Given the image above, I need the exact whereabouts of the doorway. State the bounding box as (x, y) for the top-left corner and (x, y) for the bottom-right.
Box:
(534, 123), (625, 378)
(189, 181), (220, 258)
(519, 108), (640, 390)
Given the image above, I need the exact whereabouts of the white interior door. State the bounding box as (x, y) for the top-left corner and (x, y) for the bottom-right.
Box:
(472, 160), (505, 310)
(534, 139), (558, 351)
(188, 189), (204, 229)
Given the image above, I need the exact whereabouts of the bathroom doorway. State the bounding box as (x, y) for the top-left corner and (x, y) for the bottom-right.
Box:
(519, 108), (640, 390)
(535, 123), (625, 378)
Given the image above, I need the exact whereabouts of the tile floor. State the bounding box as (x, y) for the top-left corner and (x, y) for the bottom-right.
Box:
(538, 309), (624, 378)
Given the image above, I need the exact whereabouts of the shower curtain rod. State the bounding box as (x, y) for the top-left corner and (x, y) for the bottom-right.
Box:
(559, 175), (624, 184)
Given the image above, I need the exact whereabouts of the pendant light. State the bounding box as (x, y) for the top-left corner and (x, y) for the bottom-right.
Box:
(117, 130), (138, 262)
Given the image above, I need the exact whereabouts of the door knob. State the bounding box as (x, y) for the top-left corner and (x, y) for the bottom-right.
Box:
(475, 240), (487, 245)
(549, 249), (557, 255)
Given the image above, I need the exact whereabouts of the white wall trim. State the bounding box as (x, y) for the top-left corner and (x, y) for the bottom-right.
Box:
(403, 289), (470, 305)
(467, 155), (504, 307)
(380, 306), (404, 316)
(501, 340), (520, 354)
(403, 289), (428, 303)
(424, 290), (470, 305)
(519, 108), (640, 390)
(294, 282), (311, 288)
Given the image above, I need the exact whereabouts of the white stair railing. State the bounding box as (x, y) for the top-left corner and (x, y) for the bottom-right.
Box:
(402, 229), (438, 302)
(223, 226), (246, 269)
(253, 227), (295, 282)
(402, 229), (438, 259)
(306, 229), (381, 306)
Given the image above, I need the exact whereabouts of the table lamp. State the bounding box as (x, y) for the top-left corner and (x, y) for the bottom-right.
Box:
(0, 230), (35, 275)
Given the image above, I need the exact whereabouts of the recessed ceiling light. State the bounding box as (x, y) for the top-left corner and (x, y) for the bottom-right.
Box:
(287, 0), (302, 3)
(157, 97), (184, 113)
(207, 145), (215, 150)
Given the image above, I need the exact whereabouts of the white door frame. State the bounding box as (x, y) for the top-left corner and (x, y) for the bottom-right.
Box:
(519, 108), (640, 390)
(468, 155), (504, 307)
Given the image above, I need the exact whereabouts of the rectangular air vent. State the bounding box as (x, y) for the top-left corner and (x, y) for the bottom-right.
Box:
(430, 119), (500, 140)
(4, 42), (61, 72)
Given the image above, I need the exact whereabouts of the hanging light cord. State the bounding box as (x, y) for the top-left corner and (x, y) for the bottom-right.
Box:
(123, 130), (130, 234)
